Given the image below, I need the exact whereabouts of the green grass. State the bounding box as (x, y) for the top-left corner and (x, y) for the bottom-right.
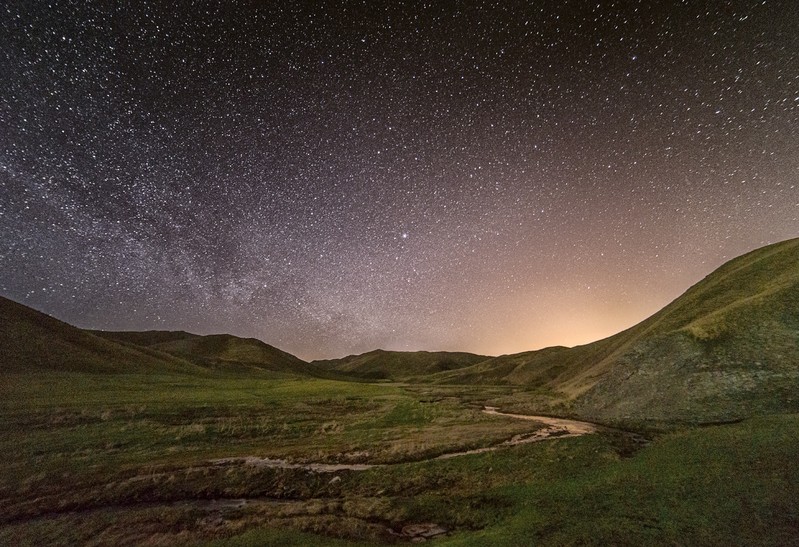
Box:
(313, 349), (489, 381)
(0, 372), (542, 538)
(442, 415), (799, 546)
(2, 237), (798, 545)
(3, 367), (799, 545)
(432, 239), (799, 429)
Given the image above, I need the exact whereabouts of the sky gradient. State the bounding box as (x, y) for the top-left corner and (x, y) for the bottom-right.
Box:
(1, 1), (797, 360)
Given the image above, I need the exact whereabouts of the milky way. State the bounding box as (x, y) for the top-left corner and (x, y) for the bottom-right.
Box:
(1, 1), (797, 360)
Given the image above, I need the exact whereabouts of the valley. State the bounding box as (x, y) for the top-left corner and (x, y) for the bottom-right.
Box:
(1, 238), (798, 545)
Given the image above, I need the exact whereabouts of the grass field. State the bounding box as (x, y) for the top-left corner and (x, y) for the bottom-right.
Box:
(2, 370), (799, 545)
(0, 371), (548, 544)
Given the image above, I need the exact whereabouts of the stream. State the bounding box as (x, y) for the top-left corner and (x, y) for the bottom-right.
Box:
(211, 407), (600, 471)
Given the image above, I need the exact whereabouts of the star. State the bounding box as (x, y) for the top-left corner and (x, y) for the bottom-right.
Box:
(0, 1), (796, 360)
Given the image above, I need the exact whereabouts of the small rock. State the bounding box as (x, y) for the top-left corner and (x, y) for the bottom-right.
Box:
(329, 475), (341, 484)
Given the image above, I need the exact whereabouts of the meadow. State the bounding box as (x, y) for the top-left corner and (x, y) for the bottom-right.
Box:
(2, 370), (798, 545)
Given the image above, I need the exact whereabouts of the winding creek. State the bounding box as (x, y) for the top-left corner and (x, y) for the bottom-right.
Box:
(15, 408), (603, 541)
(210, 407), (600, 472)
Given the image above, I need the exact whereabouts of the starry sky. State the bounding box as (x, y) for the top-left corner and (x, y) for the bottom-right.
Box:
(1, 1), (797, 361)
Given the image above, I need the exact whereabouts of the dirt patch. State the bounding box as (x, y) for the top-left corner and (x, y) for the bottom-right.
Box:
(482, 406), (599, 434)
(392, 522), (448, 542)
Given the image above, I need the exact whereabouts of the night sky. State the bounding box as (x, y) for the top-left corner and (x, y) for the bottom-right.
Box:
(1, 1), (797, 360)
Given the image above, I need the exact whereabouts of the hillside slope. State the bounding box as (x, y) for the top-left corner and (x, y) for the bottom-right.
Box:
(95, 331), (315, 376)
(313, 349), (490, 381)
(435, 238), (799, 426)
(0, 296), (203, 375)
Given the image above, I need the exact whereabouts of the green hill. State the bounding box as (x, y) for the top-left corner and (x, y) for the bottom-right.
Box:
(4, 237), (797, 425)
(89, 329), (197, 348)
(434, 238), (799, 427)
(312, 349), (490, 381)
(0, 297), (313, 378)
(94, 330), (316, 376)
(0, 296), (203, 375)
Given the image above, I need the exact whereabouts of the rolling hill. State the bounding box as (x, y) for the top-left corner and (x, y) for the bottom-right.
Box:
(0, 296), (203, 375)
(312, 349), (490, 381)
(3, 237), (797, 426)
(94, 330), (317, 376)
(433, 237), (799, 426)
(0, 297), (314, 378)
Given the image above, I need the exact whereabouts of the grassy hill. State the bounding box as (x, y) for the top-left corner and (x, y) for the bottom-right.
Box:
(89, 330), (197, 348)
(0, 296), (203, 375)
(3, 239), (799, 544)
(0, 297), (314, 378)
(434, 238), (799, 427)
(312, 349), (490, 381)
(0, 296), (331, 380)
(4, 237), (797, 424)
(94, 330), (317, 377)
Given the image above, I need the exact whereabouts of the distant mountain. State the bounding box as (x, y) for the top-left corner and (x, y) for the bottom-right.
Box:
(435, 238), (799, 427)
(0, 296), (202, 375)
(93, 331), (316, 376)
(312, 349), (490, 381)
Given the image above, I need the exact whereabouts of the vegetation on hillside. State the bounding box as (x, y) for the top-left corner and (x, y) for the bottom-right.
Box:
(312, 349), (490, 381)
(97, 330), (317, 376)
(0, 297), (203, 375)
(2, 238), (798, 544)
(433, 238), (799, 427)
